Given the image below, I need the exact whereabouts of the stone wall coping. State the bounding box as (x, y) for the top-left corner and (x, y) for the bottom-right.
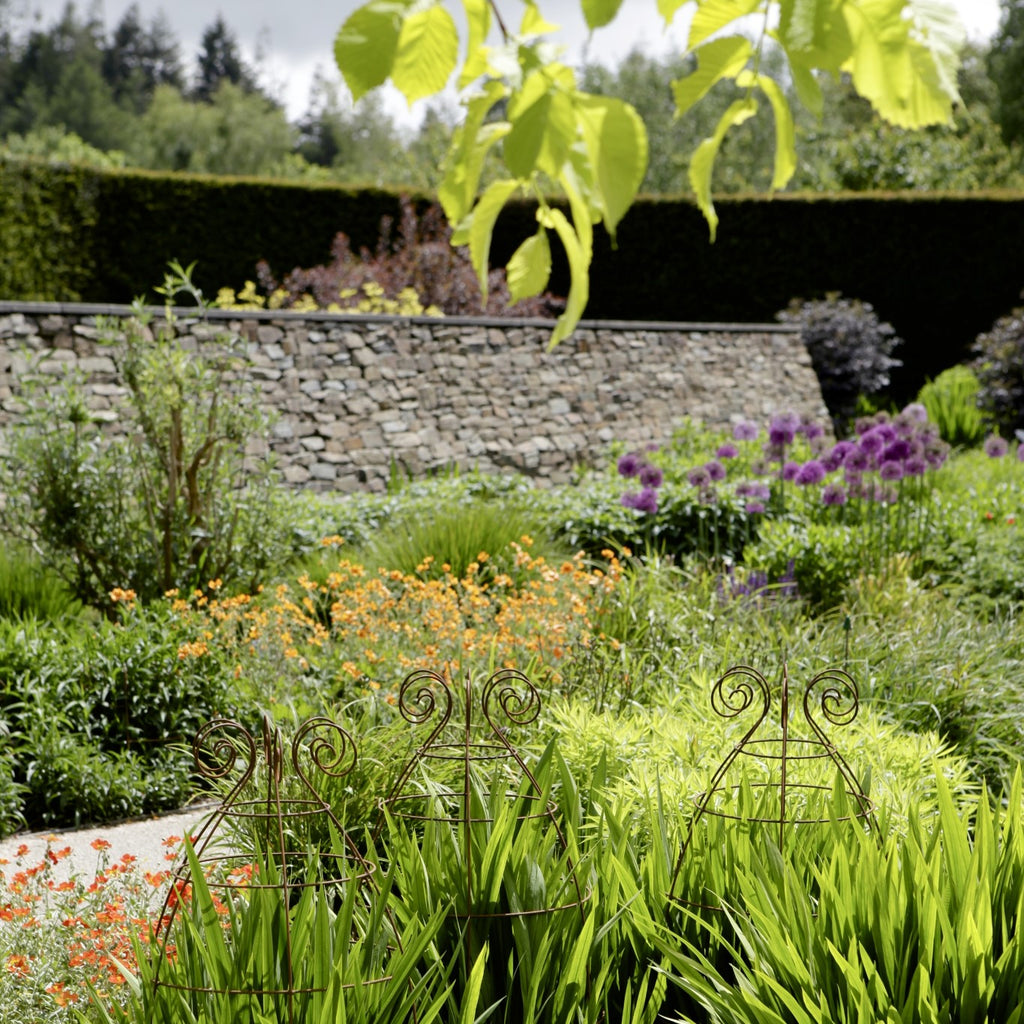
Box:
(0, 300), (797, 336)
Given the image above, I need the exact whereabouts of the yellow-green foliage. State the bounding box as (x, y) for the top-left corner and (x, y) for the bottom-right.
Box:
(212, 279), (442, 317)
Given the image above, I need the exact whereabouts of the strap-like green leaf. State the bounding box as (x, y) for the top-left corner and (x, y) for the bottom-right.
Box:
(689, 0), (762, 48)
(672, 36), (753, 117)
(582, 0), (625, 30)
(689, 97), (758, 241)
(334, 1), (411, 101)
(576, 94), (648, 242)
(392, 3), (459, 106)
(468, 179), (519, 300)
(506, 229), (552, 304)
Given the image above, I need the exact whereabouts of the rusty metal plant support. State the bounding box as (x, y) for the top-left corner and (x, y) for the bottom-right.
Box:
(379, 667), (589, 961)
(152, 714), (384, 1023)
(670, 663), (875, 910)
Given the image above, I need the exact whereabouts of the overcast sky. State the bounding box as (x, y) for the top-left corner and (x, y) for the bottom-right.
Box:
(9, 0), (1005, 122)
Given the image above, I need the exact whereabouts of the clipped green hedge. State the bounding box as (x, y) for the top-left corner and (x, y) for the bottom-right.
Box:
(3, 158), (1024, 395)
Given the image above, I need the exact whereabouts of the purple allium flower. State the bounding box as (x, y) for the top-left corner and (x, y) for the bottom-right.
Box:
(705, 460), (727, 482)
(639, 464), (664, 489)
(716, 443), (739, 459)
(751, 459), (772, 476)
(733, 420), (760, 441)
(902, 402), (929, 423)
(687, 466), (711, 488)
(634, 487), (659, 514)
(745, 501), (766, 514)
(822, 451), (842, 473)
(773, 410), (801, 431)
(782, 461), (801, 482)
(795, 460), (827, 485)
(769, 424), (796, 446)
(846, 449), (872, 473)
(858, 429), (886, 455)
(1018, 444), (1024, 463)
(879, 461), (904, 481)
(875, 423), (898, 443)
(925, 441), (950, 469)
(831, 441), (856, 463)
(984, 434), (1009, 458)
(618, 452), (643, 478)
(751, 482), (772, 501)
(800, 420), (826, 441)
(854, 417), (874, 436)
(904, 456), (927, 477)
(620, 492), (638, 509)
(822, 483), (847, 506)
(881, 440), (912, 463)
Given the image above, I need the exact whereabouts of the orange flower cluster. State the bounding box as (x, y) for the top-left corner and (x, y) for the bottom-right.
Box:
(169, 540), (625, 696)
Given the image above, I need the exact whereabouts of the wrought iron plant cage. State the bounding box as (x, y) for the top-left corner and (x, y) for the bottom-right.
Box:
(376, 667), (590, 963)
(669, 662), (875, 913)
(151, 713), (389, 1024)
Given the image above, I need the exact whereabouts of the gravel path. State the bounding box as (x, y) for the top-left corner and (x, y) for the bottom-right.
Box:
(0, 804), (217, 884)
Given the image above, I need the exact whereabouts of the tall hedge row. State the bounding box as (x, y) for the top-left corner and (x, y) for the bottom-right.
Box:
(2, 158), (1023, 396)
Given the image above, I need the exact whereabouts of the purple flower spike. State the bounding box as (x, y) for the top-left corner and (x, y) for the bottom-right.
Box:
(687, 466), (711, 488)
(795, 460), (827, 485)
(618, 452), (643, 477)
(782, 461), (801, 482)
(639, 464), (664, 489)
(705, 460), (727, 482)
(733, 420), (760, 441)
(822, 483), (847, 506)
(984, 434), (1009, 458)
(716, 443), (739, 459)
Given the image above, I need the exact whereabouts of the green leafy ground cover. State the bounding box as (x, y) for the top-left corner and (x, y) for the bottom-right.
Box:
(0, 411), (1022, 1023)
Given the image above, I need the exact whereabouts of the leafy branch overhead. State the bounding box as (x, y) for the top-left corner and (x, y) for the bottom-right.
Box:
(335, 0), (964, 345)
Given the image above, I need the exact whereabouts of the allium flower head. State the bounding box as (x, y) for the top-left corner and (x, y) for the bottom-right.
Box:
(795, 460), (827, 485)
(769, 424), (796, 446)
(881, 440), (912, 463)
(733, 420), (760, 441)
(705, 460), (727, 482)
(904, 455), (927, 477)
(634, 487), (659, 514)
(831, 441), (856, 463)
(822, 483), (847, 506)
(800, 420), (825, 440)
(716, 443), (739, 459)
(782, 461), (801, 481)
(846, 449), (872, 473)
(879, 461), (904, 481)
(617, 452), (643, 478)
(858, 429), (885, 455)
(1018, 443), (1024, 463)
(639, 464), (664, 489)
(984, 434), (1009, 458)
(687, 466), (711, 488)
(745, 501), (766, 514)
(902, 402), (929, 423)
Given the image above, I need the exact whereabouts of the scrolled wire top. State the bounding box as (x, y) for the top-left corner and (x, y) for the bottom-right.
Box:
(710, 665), (771, 723)
(398, 668), (453, 729)
(804, 669), (860, 728)
(292, 717), (358, 788)
(192, 718), (257, 784)
(482, 668), (541, 730)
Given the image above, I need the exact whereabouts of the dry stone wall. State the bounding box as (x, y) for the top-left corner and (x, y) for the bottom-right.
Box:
(0, 303), (829, 492)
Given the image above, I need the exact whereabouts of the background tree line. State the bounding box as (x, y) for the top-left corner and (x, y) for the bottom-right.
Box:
(1, 0), (1024, 191)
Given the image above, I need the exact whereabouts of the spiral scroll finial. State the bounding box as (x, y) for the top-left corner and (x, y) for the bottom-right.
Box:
(192, 718), (258, 786)
(481, 668), (541, 731)
(398, 668), (453, 730)
(709, 665), (772, 725)
(804, 669), (860, 731)
(292, 717), (358, 793)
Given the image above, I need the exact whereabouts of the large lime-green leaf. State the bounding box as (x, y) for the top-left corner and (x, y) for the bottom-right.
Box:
(907, 0), (966, 102)
(688, 0), (763, 49)
(576, 94), (648, 241)
(672, 36), (753, 117)
(778, 0), (821, 52)
(521, 0), (559, 36)
(538, 206), (588, 348)
(392, 3), (459, 106)
(506, 228), (552, 304)
(438, 81), (508, 227)
(333, 1), (412, 101)
(751, 72), (798, 189)
(689, 96), (758, 241)
(458, 0), (492, 88)
(468, 179), (519, 300)
(582, 0), (625, 30)
(505, 68), (577, 179)
(658, 0), (688, 23)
